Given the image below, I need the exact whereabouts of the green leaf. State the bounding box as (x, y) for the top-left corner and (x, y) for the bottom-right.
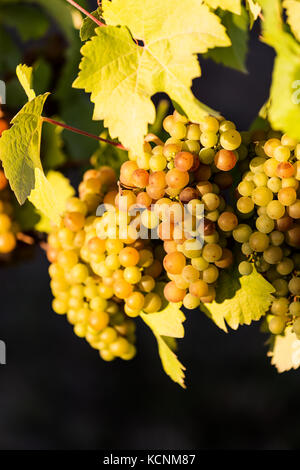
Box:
(74, 0), (230, 153)
(80, 7), (103, 41)
(204, 0), (241, 14)
(32, 171), (75, 233)
(16, 64), (36, 101)
(33, 58), (53, 96)
(91, 136), (127, 174)
(207, 7), (249, 72)
(41, 119), (67, 169)
(201, 267), (275, 332)
(283, 0), (300, 42)
(259, 0), (300, 141)
(0, 3), (49, 41)
(0, 93), (49, 204)
(140, 300), (186, 388)
(269, 327), (300, 372)
(246, 0), (261, 28)
(57, 36), (102, 160)
(13, 199), (40, 232)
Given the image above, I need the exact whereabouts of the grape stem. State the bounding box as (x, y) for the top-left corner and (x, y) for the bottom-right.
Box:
(66, 0), (105, 27)
(42, 117), (127, 150)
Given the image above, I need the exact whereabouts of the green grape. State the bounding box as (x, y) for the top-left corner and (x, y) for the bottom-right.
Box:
(241, 242), (253, 256)
(199, 148), (215, 164)
(238, 181), (255, 197)
(253, 172), (268, 187)
(252, 187), (273, 206)
(290, 302), (300, 316)
(289, 277), (300, 296)
(237, 197), (254, 214)
(272, 279), (289, 297)
(220, 129), (241, 150)
(276, 257), (294, 276)
(183, 293), (201, 310)
(202, 243), (222, 262)
(233, 224), (252, 243)
(274, 145), (290, 162)
(249, 232), (269, 252)
(293, 318), (300, 336)
(267, 177), (282, 193)
(255, 215), (275, 234)
(238, 261), (253, 276)
(269, 231), (284, 246)
(219, 120), (236, 132)
(202, 265), (219, 283)
(200, 131), (218, 148)
(271, 297), (289, 316)
(250, 157), (266, 174)
(269, 316), (286, 335)
(186, 123), (201, 140)
(267, 200), (285, 220)
(263, 246), (283, 264)
(200, 116), (219, 133)
(191, 257), (209, 271)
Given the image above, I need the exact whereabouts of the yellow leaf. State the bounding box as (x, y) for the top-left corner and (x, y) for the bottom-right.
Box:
(29, 170), (74, 227)
(16, 64), (36, 101)
(269, 327), (300, 372)
(283, 0), (300, 42)
(204, 0), (241, 15)
(140, 301), (186, 388)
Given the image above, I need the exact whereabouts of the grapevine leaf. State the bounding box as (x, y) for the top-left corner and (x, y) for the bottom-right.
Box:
(207, 7), (249, 72)
(246, 0), (261, 28)
(204, 0), (241, 15)
(268, 327), (300, 373)
(42, 120), (67, 169)
(33, 58), (53, 96)
(16, 64), (36, 101)
(0, 93), (49, 204)
(201, 267), (275, 332)
(32, 171), (75, 233)
(75, 0), (231, 153)
(57, 37), (102, 160)
(91, 136), (127, 174)
(283, 0), (300, 43)
(259, 0), (300, 141)
(80, 7), (103, 41)
(13, 200), (40, 232)
(140, 301), (186, 387)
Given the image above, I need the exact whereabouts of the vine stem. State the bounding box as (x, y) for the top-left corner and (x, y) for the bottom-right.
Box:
(42, 117), (127, 150)
(66, 0), (105, 27)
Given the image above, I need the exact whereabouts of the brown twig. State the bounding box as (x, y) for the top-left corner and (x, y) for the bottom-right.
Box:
(16, 232), (35, 245)
(66, 0), (105, 27)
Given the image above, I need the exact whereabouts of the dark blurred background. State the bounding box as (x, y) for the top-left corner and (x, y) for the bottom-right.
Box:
(1, 4), (299, 451)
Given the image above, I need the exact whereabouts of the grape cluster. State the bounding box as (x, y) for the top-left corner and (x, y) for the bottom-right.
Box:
(120, 111), (241, 309)
(232, 131), (300, 336)
(48, 166), (166, 362)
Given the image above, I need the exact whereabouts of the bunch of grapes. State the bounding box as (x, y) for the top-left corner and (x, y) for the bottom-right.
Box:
(48, 166), (166, 362)
(119, 111), (242, 309)
(232, 130), (300, 336)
